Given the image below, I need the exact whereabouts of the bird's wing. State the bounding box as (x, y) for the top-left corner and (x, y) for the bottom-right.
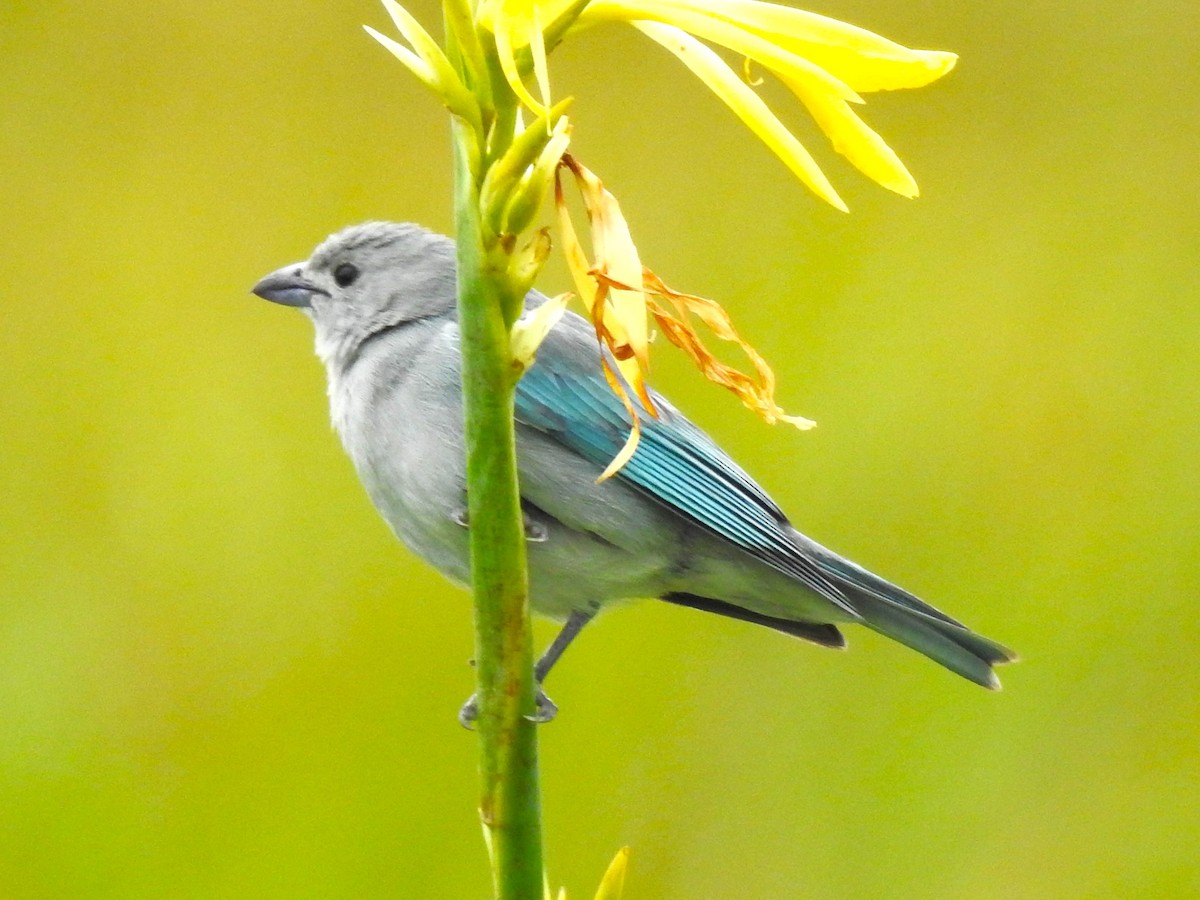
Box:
(515, 336), (854, 613)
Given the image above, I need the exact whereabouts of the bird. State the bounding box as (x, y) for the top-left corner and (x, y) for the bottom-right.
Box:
(252, 221), (1015, 721)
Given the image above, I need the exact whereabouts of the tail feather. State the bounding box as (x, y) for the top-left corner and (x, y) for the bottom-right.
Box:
(793, 531), (1017, 687)
(664, 533), (1017, 688)
(811, 547), (965, 628)
(852, 591), (1016, 689)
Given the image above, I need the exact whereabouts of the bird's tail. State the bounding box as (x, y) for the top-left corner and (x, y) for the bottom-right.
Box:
(852, 592), (1015, 689)
(814, 549), (1017, 689)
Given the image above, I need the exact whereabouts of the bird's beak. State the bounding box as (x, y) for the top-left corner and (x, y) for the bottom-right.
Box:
(251, 263), (329, 309)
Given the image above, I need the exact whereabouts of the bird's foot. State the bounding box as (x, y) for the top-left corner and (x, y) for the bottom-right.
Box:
(457, 686), (558, 730)
(457, 694), (479, 730)
(451, 507), (548, 543)
(526, 688), (558, 723)
(522, 516), (549, 543)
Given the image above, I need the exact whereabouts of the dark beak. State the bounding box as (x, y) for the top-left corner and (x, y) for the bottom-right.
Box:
(251, 263), (329, 309)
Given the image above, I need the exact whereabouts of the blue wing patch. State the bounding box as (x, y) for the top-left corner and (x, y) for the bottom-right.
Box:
(515, 336), (853, 613)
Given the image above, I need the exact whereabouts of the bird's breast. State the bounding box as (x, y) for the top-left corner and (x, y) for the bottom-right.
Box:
(328, 337), (472, 583)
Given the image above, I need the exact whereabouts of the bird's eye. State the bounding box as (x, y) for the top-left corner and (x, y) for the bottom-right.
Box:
(333, 262), (360, 287)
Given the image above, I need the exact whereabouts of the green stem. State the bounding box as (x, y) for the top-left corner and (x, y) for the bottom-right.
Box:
(452, 119), (545, 899)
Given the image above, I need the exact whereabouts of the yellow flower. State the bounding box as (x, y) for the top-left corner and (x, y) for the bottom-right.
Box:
(367, 0), (956, 475)
(542, 845), (631, 900)
(481, 0), (957, 210)
(592, 845), (630, 900)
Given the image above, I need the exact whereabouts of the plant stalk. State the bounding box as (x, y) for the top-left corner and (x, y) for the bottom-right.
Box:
(451, 118), (545, 900)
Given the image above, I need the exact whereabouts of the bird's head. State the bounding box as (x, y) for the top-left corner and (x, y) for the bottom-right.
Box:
(252, 221), (458, 365)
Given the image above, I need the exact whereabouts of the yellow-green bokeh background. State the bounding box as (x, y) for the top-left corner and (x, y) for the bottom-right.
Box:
(3, 1), (1197, 896)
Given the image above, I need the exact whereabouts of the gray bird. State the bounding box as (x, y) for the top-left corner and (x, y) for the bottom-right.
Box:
(252, 222), (1015, 721)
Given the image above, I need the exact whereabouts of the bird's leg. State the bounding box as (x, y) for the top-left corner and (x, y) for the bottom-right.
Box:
(458, 606), (597, 728)
(526, 606), (597, 722)
(533, 607), (595, 684)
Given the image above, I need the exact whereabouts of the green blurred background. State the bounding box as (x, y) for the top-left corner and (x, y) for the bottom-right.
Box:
(2, 1), (1197, 896)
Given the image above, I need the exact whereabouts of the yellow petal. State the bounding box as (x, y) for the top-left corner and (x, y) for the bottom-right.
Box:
(581, 1), (915, 194)
(478, 0), (583, 33)
(511, 292), (570, 370)
(769, 42), (955, 94)
(480, 819), (497, 892)
(646, 0), (957, 92)
(593, 279), (656, 418)
(596, 358), (644, 482)
(443, 0), (492, 104)
(530, 3), (554, 116)
(586, 181), (649, 368)
(577, 0), (940, 196)
(766, 69), (917, 196)
(475, 0), (500, 28)
(587, 0), (861, 103)
(364, 25), (436, 87)
(376, 0), (481, 124)
(555, 167), (602, 314)
(540, 0), (598, 53)
(634, 22), (847, 212)
(380, 0), (447, 69)
(560, 157), (656, 412)
(593, 847), (631, 900)
(642, 270), (815, 428)
(493, 0), (550, 114)
(555, 163), (652, 479)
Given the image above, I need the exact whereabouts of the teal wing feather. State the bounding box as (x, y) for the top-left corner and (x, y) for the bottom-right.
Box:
(514, 339), (854, 614)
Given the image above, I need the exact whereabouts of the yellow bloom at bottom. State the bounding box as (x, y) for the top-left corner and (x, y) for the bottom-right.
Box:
(543, 845), (631, 900)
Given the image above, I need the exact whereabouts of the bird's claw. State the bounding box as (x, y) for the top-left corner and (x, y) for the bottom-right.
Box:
(525, 689), (558, 723)
(451, 506), (548, 543)
(457, 686), (558, 729)
(458, 694), (479, 730)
